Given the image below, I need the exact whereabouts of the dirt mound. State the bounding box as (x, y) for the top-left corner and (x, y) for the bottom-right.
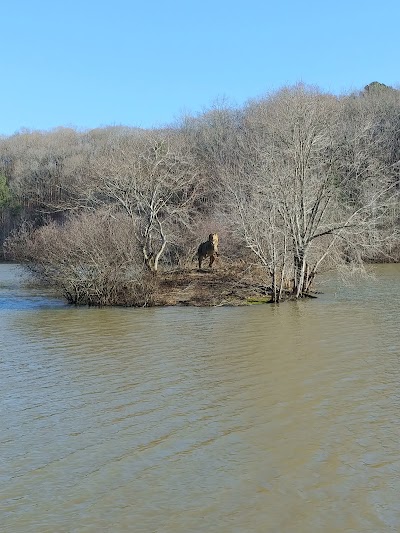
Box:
(157, 263), (268, 306)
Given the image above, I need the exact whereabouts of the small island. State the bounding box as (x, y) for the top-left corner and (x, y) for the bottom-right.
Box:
(2, 82), (400, 306)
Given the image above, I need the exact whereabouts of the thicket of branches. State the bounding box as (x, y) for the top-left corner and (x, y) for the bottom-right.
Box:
(5, 212), (158, 306)
(2, 81), (400, 304)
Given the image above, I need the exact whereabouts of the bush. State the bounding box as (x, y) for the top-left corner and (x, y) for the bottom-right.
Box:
(4, 211), (158, 306)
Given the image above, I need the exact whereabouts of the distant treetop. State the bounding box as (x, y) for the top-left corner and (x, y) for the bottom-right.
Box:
(364, 81), (396, 94)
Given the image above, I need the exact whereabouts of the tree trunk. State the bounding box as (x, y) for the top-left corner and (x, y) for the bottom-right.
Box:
(294, 251), (307, 298)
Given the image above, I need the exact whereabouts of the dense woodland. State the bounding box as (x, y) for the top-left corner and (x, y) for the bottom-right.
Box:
(2, 82), (400, 305)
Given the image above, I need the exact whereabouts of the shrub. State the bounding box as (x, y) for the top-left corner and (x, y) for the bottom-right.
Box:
(5, 210), (158, 306)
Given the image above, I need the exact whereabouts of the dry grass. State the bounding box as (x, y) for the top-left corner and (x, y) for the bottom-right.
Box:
(156, 261), (269, 306)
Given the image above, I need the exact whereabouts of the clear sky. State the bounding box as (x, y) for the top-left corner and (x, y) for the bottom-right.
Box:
(2, 0), (399, 136)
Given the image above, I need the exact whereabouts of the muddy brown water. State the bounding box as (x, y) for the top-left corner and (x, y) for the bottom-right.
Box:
(1, 263), (400, 532)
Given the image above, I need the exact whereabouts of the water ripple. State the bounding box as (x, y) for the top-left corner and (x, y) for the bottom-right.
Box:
(1, 264), (400, 531)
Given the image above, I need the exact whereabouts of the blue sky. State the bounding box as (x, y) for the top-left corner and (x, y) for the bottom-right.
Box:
(2, 0), (399, 135)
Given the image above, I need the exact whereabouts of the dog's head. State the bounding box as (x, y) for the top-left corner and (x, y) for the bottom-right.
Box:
(208, 233), (219, 247)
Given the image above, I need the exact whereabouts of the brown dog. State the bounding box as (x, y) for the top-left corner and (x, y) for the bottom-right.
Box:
(197, 233), (219, 269)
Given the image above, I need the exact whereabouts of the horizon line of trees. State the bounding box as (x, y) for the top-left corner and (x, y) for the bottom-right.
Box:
(2, 81), (400, 304)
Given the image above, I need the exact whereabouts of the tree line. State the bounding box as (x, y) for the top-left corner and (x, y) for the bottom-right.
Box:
(2, 81), (400, 304)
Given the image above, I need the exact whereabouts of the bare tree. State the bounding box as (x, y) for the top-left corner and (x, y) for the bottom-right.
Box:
(89, 129), (202, 272)
(224, 85), (399, 301)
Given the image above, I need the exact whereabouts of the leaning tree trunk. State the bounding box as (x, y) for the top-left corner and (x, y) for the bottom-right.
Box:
(152, 217), (167, 273)
(142, 216), (167, 273)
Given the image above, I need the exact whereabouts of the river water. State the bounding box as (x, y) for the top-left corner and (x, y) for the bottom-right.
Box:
(1, 263), (400, 532)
